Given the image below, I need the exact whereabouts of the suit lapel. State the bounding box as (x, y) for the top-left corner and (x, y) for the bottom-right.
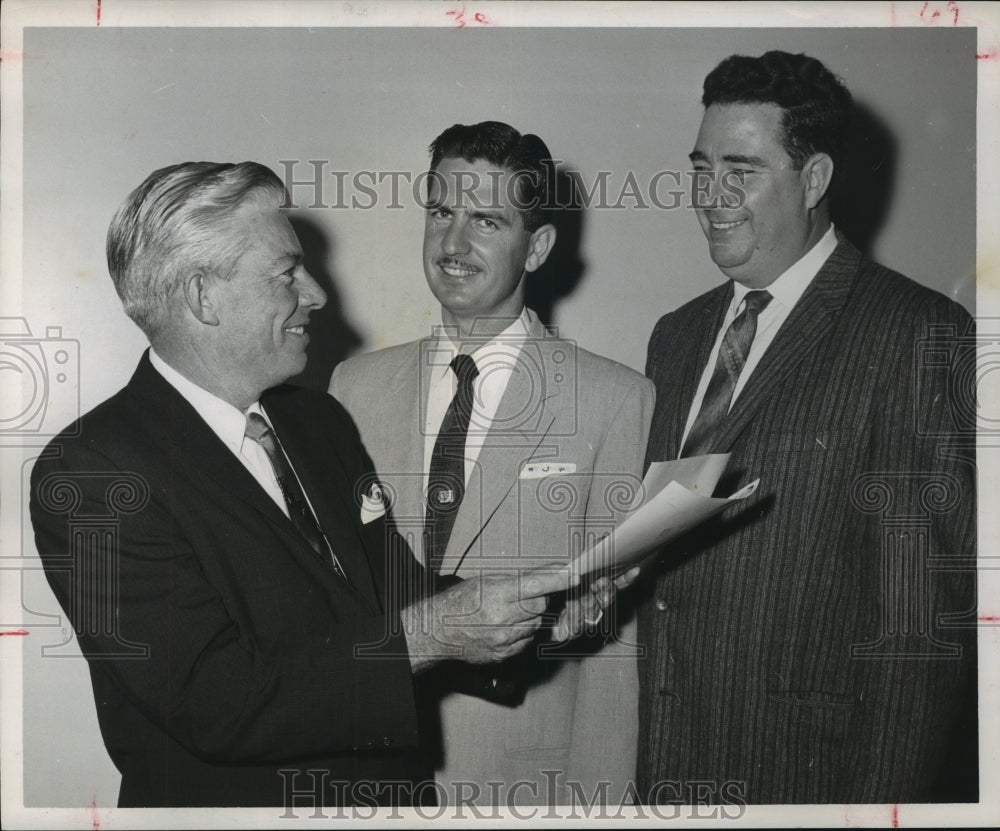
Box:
(440, 315), (561, 575)
(713, 240), (862, 453)
(352, 343), (428, 563)
(264, 393), (381, 609)
(649, 284), (731, 461)
(128, 356), (373, 602)
(127, 356), (298, 536)
(390, 340), (439, 565)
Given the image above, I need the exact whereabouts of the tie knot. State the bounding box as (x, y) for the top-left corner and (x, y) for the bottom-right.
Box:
(244, 411), (273, 443)
(450, 354), (479, 388)
(742, 290), (773, 316)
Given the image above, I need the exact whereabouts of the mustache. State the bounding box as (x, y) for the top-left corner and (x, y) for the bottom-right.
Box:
(436, 257), (481, 271)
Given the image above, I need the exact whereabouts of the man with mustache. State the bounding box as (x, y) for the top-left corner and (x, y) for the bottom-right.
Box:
(638, 51), (977, 803)
(331, 121), (654, 805)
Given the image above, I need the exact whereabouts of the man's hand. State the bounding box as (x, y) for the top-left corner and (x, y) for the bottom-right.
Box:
(551, 566), (641, 643)
(402, 565), (574, 673)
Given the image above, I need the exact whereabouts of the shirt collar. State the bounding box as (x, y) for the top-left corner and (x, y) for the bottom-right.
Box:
(732, 224), (838, 312)
(148, 348), (259, 453)
(429, 307), (532, 382)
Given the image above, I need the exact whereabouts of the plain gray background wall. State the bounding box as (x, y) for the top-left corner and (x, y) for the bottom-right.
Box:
(15, 24), (975, 807)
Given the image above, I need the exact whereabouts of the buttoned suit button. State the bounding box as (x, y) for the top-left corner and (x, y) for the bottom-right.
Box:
(383, 737), (392, 747)
(655, 599), (669, 612)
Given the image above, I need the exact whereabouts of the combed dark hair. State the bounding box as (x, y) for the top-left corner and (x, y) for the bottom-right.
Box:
(106, 161), (287, 339)
(428, 121), (553, 231)
(703, 51), (853, 190)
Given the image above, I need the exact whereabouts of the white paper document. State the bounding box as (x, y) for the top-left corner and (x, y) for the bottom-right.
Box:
(562, 454), (759, 582)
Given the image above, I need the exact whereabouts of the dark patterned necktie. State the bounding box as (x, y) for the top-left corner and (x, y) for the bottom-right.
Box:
(425, 354), (479, 573)
(681, 289), (773, 458)
(244, 412), (347, 580)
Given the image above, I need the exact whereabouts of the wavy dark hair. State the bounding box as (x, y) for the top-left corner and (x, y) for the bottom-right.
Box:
(703, 50), (853, 192)
(428, 121), (553, 231)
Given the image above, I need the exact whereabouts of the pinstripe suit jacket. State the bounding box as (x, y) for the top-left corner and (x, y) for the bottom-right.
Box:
(330, 309), (654, 803)
(638, 239), (977, 804)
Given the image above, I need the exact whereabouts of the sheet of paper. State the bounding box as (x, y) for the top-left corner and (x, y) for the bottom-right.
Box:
(563, 454), (759, 583)
(634, 454), (731, 506)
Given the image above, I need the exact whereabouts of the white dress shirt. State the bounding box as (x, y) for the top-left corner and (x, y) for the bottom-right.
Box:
(422, 308), (532, 493)
(679, 225), (838, 453)
(149, 349), (288, 516)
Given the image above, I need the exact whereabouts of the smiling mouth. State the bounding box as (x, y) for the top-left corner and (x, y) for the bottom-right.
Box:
(438, 259), (481, 278)
(284, 324), (307, 336)
(708, 218), (747, 231)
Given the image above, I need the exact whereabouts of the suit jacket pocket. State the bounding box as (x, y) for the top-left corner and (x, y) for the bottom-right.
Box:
(765, 689), (856, 741)
(758, 688), (858, 800)
(519, 460), (578, 479)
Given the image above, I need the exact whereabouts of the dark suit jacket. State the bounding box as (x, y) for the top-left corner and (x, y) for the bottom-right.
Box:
(638, 239), (977, 804)
(29, 353), (429, 807)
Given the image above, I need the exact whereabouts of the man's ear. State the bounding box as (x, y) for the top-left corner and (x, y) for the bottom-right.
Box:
(524, 224), (557, 273)
(802, 153), (834, 209)
(181, 271), (221, 326)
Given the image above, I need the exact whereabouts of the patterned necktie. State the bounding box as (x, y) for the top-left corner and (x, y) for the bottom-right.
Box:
(681, 289), (773, 458)
(425, 354), (480, 573)
(244, 412), (347, 580)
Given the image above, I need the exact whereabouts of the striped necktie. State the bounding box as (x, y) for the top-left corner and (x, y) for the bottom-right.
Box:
(244, 412), (347, 580)
(681, 289), (773, 457)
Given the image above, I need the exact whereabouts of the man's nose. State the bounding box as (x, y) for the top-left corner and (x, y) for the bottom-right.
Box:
(697, 170), (743, 210)
(442, 217), (471, 255)
(692, 169), (726, 211)
(297, 268), (327, 310)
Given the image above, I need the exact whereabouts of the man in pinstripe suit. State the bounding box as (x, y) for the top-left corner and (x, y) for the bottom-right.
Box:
(637, 51), (977, 804)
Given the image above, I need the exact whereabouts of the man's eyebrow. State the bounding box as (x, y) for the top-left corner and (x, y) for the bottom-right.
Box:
(268, 252), (302, 270)
(722, 154), (768, 167)
(469, 209), (511, 226)
(688, 151), (769, 167)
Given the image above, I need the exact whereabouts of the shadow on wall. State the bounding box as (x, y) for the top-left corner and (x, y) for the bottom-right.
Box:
(525, 167), (588, 330)
(288, 215), (363, 392)
(831, 98), (897, 258)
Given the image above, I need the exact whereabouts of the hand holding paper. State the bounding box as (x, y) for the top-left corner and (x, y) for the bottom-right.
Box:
(550, 566), (641, 642)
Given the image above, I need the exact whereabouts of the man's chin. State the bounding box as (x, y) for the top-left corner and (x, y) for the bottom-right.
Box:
(711, 258), (751, 278)
(431, 288), (475, 316)
(272, 356), (309, 387)
(706, 239), (750, 265)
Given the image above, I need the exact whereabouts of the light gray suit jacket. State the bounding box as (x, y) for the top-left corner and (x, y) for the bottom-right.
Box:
(330, 309), (654, 804)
